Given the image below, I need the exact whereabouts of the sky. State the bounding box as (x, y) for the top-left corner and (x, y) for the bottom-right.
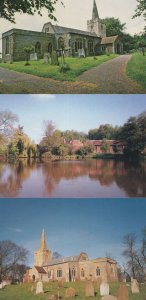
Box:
(0, 198), (146, 267)
(0, 94), (146, 143)
(0, 0), (145, 52)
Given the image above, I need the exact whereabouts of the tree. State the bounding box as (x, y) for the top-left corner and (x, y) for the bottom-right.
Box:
(0, 240), (28, 282)
(52, 252), (62, 259)
(103, 17), (126, 37)
(119, 112), (146, 156)
(24, 46), (34, 66)
(0, 0), (64, 23)
(122, 231), (146, 281)
(133, 0), (146, 19)
(100, 139), (110, 153)
(0, 110), (18, 138)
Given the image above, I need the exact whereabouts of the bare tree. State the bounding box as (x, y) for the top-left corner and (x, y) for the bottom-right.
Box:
(122, 232), (146, 281)
(0, 110), (18, 138)
(0, 240), (28, 282)
(122, 233), (137, 278)
(43, 120), (56, 138)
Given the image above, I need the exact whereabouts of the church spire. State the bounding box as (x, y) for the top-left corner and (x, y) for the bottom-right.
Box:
(92, 0), (99, 20)
(40, 229), (47, 250)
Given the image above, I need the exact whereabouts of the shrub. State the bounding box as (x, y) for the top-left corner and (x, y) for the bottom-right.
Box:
(60, 63), (71, 73)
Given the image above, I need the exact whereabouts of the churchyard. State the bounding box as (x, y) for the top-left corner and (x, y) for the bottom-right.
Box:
(0, 54), (118, 82)
(0, 281), (146, 300)
(126, 52), (146, 89)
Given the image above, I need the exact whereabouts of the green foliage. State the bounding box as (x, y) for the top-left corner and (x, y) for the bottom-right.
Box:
(63, 130), (86, 143)
(88, 124), (120, 140)
(23, 46), (34, 65)
(119, 112), (146, 156)
(100, 139), (110, 153)
(76, 144), (94, 157)
(0, 0), (63, 23)
(17, 139), (24, 155)
(8, 143), (19, 157)
(51, 144), (70, 156)
(60, 63), (71, 73)
(104, 17), (126, 37)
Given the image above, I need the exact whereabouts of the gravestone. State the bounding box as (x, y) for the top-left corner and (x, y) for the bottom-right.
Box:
(0, 283), (3, 289)
(30, 53), (37, 61)
(100, 282), (109, 296)
(48, 295), (58, 300)
(36, 281), (44, 294)
(102, 296), (117, 300)
(85, 279), (94, 297)
(117, 282), (128, 300)
(65, 287), (76, 298)
(131, 278), (140, 294)
(44, 53), (50, 64)
(58, 279), (65, 288)
(78, 49), (85, 58)
(51, 50), (58, 65)
(31, 285), (34, 292)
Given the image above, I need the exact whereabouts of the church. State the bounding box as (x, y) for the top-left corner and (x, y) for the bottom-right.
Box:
(2, 0), (123, 62)
(23, 230), (118, 283)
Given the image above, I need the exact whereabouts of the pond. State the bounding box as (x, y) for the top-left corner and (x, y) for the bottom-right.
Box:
(0, 159), (146, 198)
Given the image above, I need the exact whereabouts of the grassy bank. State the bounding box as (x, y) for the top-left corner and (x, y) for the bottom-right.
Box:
(0, 55), (118, 82)
(1, 281), (146, 300)
(126, 52), (146, 89)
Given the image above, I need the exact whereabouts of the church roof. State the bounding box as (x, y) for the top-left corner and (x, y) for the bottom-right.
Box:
(34, 266), (47, 274)
(44, 252), (88, 266)
(44, 23), (98, 37)
(101, 35), (118, 45)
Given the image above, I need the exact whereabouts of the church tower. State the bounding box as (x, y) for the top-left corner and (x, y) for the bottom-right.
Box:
(87, 0), (106, 38)
(34, 229), (52, 266)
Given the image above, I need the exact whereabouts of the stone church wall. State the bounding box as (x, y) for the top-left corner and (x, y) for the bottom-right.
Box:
(2, 29), (55, 62)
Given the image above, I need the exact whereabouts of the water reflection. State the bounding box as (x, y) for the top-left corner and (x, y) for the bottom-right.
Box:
(0, 159), (146, 198)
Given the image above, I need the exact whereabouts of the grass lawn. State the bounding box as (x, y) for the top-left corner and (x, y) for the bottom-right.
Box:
(0, 281), (146, 300)
(126, 52), (146, 89)
(0, 55), (118, 82)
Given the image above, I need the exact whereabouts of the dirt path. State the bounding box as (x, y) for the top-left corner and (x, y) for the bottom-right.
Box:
(78, 54), (145, 94)
(0, 55), (145, 93)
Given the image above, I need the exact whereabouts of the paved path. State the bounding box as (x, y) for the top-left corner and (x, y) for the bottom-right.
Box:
(0, 67), (98, 94)
(78, 54), (145, 94)
(0, 55), (145, 93)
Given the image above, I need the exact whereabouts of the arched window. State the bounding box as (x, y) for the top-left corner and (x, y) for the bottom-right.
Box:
(71, 266), (76, 278)
(6, 37), (9, 54)
(35, 42), (41, 56)
(81, 268), (85, 277)
(48, 43), (52, 54)
(32, 274), (35, 281)
(96, 267), (100, 276)
(75, 39), (83, 52)
(57, 269), (62, 278)
(48, 270), (51, 278)
(69, 39), (72, 48)
(88, 39), (94, 53)
(58, 37), (64, 50)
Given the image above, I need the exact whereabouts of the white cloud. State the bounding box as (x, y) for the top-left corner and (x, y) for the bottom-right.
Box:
(30, 94), (56, 102)
(8, 227), (23, 233)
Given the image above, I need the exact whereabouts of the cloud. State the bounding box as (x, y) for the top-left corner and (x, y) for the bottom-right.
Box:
(30, 94), (56, 102)
(8, 227), (23, 233)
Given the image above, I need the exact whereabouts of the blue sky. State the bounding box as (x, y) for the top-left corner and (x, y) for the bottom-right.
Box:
(0, 198), (146, 267)
(0, 94), (146, 143)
